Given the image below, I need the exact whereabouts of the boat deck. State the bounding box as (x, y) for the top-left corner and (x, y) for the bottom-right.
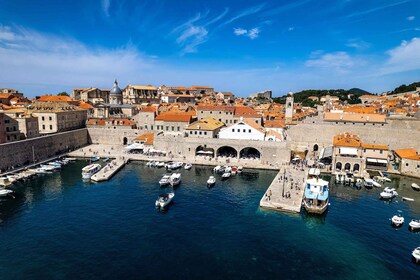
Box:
(90, 158), (126, 182)
(259, 165), (307, 213)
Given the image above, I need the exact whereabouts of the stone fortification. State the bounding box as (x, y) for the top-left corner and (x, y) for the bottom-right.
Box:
(288, 118), (420, 151)
(0, 128), (89, 172)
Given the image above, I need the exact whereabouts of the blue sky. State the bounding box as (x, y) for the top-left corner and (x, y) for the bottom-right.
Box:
(0, 0), (419, 97)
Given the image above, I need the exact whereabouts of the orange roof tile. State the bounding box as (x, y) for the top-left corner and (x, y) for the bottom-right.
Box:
(333, 133), (362, 147)
(155, 113), (192, 122)
(264, 120), (286, 128)
(361, 143), (388, 150)
(86, 118), (135, 126)
(234, 106), (260, 118)
(134, 133), (154, 145)
(394, 149), (418, 159)
(37, 95), (74, 102)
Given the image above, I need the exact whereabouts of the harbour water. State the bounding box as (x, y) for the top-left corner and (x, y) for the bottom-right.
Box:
(0, 161), (419, 279)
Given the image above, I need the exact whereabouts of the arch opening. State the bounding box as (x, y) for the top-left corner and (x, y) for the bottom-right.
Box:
(216, 146), (238, 158)
(239, 147), (261, 159)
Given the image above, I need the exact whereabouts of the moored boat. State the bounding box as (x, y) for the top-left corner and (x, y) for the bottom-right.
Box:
(237, 166), (243, 173)
(221, 172), (231, 180)
(0, 188), (14, 197)
(380, 187), (398, 200)
(103, 157), (110, 162)
(409, 219), (420, 231)
(82, 163), (101, 180)
(412, 183), (420, 191)
(412, 247), (420, 263)
(303, 176), (329, 215)
(159, 174), (171, 187)
(355, 178), (363, 189)
(213, 165), (224, 174)
(391, 215), (404, 227)
(184, 163), (192, 170)
(364, 178), (374, 189)
(207, 175), (216, 187)
(231, 167), (238, 175)
(90, 156), (100, 162)
(169, 173), (181, 187)
(155, 192), (174, 208)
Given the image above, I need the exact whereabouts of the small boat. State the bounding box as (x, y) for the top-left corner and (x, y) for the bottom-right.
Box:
(344, 173), (354, 185)
(380, 187), (398, 200)
(207, 176), (216, 187)
(0, 189), (14, 197)
(48, 161), (62, 168)
(231, 167), (238, 175)
(81, 163), (101, 179)
(65, 157), (77, 161)
(221, 172), (231, 180)
(412, 183), (420, 191)
(90, 156), (100, 162)
(34, 167), (51, 174)
(213, 165), (224, 174)
(364, 178), (374, 189)
(40, 164), (56, 171)
(159, 174), (171, 187)
(237, 166), (243, 173)
(402, 197), (415, 202)
(103, 157), (110, 162)
(156, 162), (165, 168)
(155, 192), (174, 208)
(146, 161), (154, 167)
(372, 180), (381, 188)
(409, 219), (420, 231)
(391, 215), (404, 227)
(184, 163), (192, 170)
(412, 247), (420, 263)
(169, 173), (181, 187)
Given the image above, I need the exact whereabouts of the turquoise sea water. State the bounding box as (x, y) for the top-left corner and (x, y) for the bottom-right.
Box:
(0, 161), (419, 279)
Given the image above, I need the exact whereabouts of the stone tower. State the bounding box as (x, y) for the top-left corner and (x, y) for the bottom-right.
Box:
(285, 91), (294, 124)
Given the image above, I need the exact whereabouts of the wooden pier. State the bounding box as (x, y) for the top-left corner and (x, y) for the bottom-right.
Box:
(91, 158), (126, 182)
(259, 165), (307, 213)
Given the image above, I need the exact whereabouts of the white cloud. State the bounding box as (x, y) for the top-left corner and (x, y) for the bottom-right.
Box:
(176, 26), (208, 53)
(288, 27), (295, 31)
(233, 27), (260, 40)
(346, 38), (371, 50)
(102, 0), (111, 17)
(380, 37), (420, 74)
(305, 51), (355, 73)
(407, 16), (415, 21)
(222, 3), (265, 26)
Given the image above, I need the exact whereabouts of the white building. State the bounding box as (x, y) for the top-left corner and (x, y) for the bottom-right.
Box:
(218, 118), (265, 141)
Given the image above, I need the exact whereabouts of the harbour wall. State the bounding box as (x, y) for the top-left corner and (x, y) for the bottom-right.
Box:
(287, 117), (420, 152)
(0, 128), (89, 172)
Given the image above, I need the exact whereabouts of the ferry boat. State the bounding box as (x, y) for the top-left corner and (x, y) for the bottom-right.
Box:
(81, 164), (101, 180)
(303, 171), (329, 215)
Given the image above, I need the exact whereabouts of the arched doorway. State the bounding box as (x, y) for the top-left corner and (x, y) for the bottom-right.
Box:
(195, 145), (214, 157)
(123, 137), (128, 145)
(335, 162), (342, 171)
(313, 144), (319, 152)
(216, 146), (238, 158)
(353, 163), (360, 172)
(344, 163), (351, 172)
(239, 147), (261, 159)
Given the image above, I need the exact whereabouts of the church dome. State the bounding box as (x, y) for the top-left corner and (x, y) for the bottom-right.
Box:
(110, 79), (122, 95)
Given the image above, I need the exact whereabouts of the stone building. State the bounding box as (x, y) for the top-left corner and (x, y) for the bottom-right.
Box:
(71, 88), (109, 104)
(3, 109), (39, 140)
(28, 102), (87, 134)
(132, 106), (158, 130)
(285, 92), (294, 124)
(219, 118), (265, 141)
(154, 114), (194, 135)
(109, 80), (123, 105)
(86, 118), (136, 129)
(332, 133), (364, 176)
(394, 149), (420, 178)
(196, 105), (262, 125)
(185, 117), (225, 138)
(362, 144), (389, 171)
(0, 113), (6, 143)
(123, 85), (159, 104)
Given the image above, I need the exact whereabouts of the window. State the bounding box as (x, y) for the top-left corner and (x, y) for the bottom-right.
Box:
(49, 125), (52, 129)
(49, 116), (52, 121)
(406, 163), (409, 167)
(177, 127), (180, 131)
(210, 111), (212, 114)
(42, 125), (45, 129)
(42, 116), (45, 121)
(204, 132), (207, 135)
(144, 125), (148, 129)
(6, 135), (9, 141)
(199, 131), (202, 135)
(243, 129), (246, 132)
(195, 131), (197, 135)
(380, 150), (383, 154)
(172, 126), (174, 131)
(232, 129), (234, 132)
(151, 125), (153, 130)
(166, 126), (169, 131)
(249, 129), (251, 133)
(190, 131), (193, 134)
(219, 119), (222, 122)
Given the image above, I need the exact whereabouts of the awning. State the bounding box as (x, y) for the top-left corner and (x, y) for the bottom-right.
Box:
(319, 146), (333, 159)
(367, 158), (378, 163)
(377, 159), (388, 164)
(197, 150), (213, 154)
(339, 147), (358, 156)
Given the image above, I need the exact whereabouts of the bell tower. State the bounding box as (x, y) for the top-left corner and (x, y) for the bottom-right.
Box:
(285, 91), (294, 124)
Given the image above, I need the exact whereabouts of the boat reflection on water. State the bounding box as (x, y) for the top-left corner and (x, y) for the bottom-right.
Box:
(240, 171), (259, 181)
(301, 211), (328, 229)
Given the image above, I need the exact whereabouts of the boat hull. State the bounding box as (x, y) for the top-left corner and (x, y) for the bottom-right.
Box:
(303, 200), (328, 215)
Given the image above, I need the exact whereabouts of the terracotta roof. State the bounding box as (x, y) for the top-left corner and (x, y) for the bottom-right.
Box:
(360, 95), (379, 99)
(333, 133), (362, 147)
(243, 118), (265, 133)
(78, 102), (94, 109)
(134, 133), (154, 145)
(186, 117), (225, 131)
(324, 112), (386, 123)
(361, 143), (388, 150)
(265, 130), (282, 139)
(197, 105), (235, 113)
(191, 86), (213, 89)
(129, 85), (157, 90)
(155, 113), (192, 123)
(394, 149), (418, 159)
(343, 106), (377, 114)
(234, 106), (260, 118)
(86, 118), (136, 126)
(0, 94), (13, 99)
(37, 95), (74, 102)
(141, 106), (158, 113)
(264, 120), (286, 128)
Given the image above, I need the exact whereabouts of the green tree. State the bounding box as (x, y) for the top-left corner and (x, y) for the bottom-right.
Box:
(57, 91), (69, 96)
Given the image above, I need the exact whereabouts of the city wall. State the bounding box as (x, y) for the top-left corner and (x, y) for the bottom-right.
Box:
(0, 128), (89, 172)
(288, 118), (420, 151)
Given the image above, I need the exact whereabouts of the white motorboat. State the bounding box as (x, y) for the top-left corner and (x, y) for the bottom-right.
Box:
(344, 173), (355, 185)
(380, 187), (398, 200)
(169, 173), (181, 187)
(372, 180), (381, 188)
(156, 162), (165, 168)
(224, 166), (232, 173)
(34, 167), (51, 174)
(159, 174), (171, 187)
(409, 219), (420, 231)
(207, 175), (216, 187)
(65, 157), (77, 161)
(237, 166), (243, 173)
(391, 215), (404, 227)
(213, 165), (224, 173)
(48, 161), (62, 169)
(412, 183), (420, 191)
(184, 163), (192, 170)
(90, 156), (100, 162)
(40, 164), (56, 172)
(231, 167), (238, 175)
(146, 161), (154, 167)
(355, 178), (363, 189)
(402, 197), (414, 202)
(155, 192), (174, 208)
(412, 247), (420, 263)
(81, 163), (101, 179)
(221, 172), (231, 180)
(364, 178), (374, 189)
(0, 188), (14, 197)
